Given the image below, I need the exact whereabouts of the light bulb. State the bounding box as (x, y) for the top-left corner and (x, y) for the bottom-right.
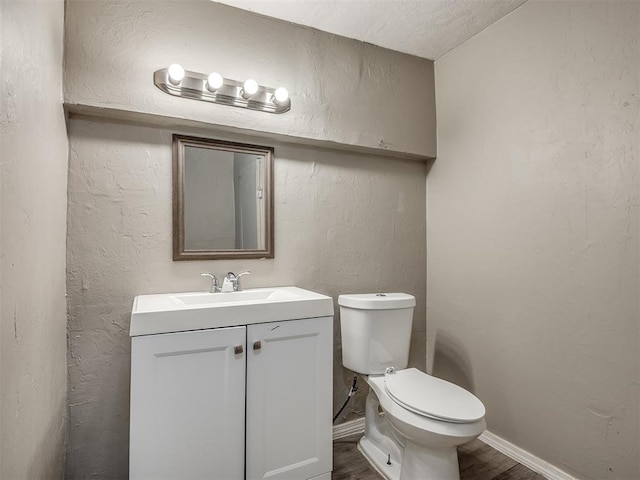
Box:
(207, 72), (224, 91)
(273, 87), (289, 104)
(242, 79), (259, 98)
(167, 64), (185, 85)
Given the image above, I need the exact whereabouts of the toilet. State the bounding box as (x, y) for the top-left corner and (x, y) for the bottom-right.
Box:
(338, 293), (486, 480)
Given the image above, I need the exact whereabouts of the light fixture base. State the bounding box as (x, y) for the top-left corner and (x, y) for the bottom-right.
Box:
(154, 69), (291, 114)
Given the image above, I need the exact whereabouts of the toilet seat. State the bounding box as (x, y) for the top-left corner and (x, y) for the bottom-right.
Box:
(384, 368), (485, 424)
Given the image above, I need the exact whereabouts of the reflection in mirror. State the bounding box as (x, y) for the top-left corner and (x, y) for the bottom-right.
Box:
(173, 135), (274, 260)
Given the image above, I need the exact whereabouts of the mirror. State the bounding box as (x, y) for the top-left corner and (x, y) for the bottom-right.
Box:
(173, 135), (274, 260)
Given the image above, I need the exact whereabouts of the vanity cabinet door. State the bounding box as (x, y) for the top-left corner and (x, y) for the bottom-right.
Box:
(130, 326), (246, 480)
(246, 317), (333, 480)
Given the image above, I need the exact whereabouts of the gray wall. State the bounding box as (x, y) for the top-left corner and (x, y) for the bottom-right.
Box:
(430, 1), (639, 478)
(0, 0), (68, 477)
(63, 0), (436, 159)
(63, 2), (432, 476)
(65, 117), (426, 478)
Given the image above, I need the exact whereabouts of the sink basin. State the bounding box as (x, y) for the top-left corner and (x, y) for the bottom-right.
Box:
(171, 289), (287, 306)
(130, 286), (334, 336)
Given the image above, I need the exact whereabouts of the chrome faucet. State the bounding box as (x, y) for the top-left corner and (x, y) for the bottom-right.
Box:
(221, 271), (251, 292)
(200, 272), (221, 293)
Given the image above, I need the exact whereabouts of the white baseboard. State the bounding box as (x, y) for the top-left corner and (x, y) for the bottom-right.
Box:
(332, 417), (365, 440)
(479, 431), (578, 480)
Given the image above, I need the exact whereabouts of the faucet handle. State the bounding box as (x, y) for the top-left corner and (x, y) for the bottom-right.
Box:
(234, 271), (251, 292)
(200, 272), (220, 293)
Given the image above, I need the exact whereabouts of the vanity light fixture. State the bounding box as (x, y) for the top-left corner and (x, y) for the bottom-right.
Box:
(206, 72), (224, 92)
(167, 64), (185, 85)
(273, 87), (289, 105)
(154, 65), (291, 114)
(241, 79), (259, 99)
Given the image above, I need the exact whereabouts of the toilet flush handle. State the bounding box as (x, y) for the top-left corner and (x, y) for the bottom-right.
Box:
(385, 366), (395, 375)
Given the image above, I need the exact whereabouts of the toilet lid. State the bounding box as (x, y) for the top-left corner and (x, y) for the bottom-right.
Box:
(384, 368), (485, 424)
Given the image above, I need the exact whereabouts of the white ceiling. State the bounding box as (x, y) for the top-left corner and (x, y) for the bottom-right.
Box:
(214, 0), (528, 60)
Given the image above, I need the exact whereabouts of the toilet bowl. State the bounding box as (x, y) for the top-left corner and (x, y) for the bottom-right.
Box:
(338, 293), (486, 480)
(360, 369), (486, 480)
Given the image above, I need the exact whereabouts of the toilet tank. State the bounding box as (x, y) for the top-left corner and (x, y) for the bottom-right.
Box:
(338, 293), (416, 375)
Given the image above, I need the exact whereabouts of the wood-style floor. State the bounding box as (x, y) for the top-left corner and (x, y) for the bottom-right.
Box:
(332, 435), (546, 480)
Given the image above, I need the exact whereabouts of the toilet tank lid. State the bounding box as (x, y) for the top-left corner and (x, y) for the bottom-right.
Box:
(338, 293), (415, 310)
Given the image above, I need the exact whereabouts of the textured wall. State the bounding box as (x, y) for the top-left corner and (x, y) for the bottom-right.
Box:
(0, 0), (68, 478)
(430, 1), (639, 478)
(63, 0), (436, 159)
(66, 116), (426, 478)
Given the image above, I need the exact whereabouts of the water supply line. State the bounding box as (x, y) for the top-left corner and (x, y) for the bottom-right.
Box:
(333, 376), (358, 423)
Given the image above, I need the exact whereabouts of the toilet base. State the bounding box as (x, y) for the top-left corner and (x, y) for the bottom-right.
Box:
(400, 440), (460, 480)
(358, 436), (401, 480)
(358, 435), (460, 480)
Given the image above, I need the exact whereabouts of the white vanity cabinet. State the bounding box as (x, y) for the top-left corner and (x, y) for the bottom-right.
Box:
(246, 318), (332, 480)
(129, 287), (334, 480)
(129, 326), (247, 480)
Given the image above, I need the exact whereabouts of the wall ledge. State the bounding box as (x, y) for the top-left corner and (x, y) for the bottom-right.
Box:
(64, 103), (433, 163)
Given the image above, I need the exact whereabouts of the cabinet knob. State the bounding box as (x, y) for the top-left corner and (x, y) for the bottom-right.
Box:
(234, 345), (244, 355)
(253, 341), (262, 351)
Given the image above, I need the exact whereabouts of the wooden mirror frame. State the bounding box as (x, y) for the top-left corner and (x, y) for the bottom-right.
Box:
(173, 134), (274, 260)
